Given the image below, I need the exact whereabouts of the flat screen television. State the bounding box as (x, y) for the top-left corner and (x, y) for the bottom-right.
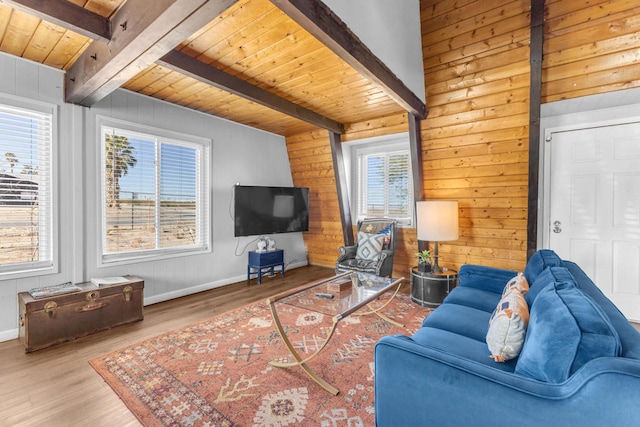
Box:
(234, 185), (309, 237)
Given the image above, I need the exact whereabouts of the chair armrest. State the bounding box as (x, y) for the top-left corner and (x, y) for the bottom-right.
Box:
(457, 264), (518, 294)
(337, 245), (357, 262)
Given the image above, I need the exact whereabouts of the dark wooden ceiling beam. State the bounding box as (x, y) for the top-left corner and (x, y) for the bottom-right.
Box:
(527, 0), (544, 260)
(270, 0), (427, 119)
(329, 131), (354, 247)
(158, 49), (345, 134)
(0, 0), (111, 42)
(65, 0), (238, 106)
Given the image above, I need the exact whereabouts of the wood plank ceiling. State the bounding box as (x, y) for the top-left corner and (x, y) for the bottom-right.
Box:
(0, 0), (423, 137)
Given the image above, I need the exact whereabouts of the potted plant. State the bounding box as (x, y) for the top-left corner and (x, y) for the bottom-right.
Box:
(416, 249), (432, 273)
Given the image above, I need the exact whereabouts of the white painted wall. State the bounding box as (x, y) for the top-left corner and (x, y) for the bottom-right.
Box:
(324, 0), (425, 102)
(0, 53), (307, 341)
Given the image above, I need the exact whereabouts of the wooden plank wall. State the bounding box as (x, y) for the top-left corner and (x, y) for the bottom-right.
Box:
(543, 0), (640, 102)
(288, 0), (640, 275)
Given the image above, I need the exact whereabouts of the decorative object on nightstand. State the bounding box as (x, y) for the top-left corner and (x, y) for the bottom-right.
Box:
(416, 249), (432, 273)
(416, 200), (459, 274)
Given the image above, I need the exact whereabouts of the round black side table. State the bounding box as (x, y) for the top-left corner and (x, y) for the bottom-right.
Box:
(410, 267), (458, 307)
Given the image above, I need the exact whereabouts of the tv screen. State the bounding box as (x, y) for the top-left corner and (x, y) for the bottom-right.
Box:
(234, 185), (309, 237)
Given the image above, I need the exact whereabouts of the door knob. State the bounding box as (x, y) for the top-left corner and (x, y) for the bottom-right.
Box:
(553, 220), (562, 233)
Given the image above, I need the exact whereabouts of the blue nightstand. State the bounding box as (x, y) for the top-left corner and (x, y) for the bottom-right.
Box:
(247, 249), (285, 284)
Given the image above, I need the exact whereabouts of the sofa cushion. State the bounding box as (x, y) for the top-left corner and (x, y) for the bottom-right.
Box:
(523, 249), (563, 285)
(515, 268), (622, 382)
(443, 287), (501, 313)
(486, 290), (529, 362)
(422, 304), (491, 342)
(355, 231), (385, 261)
(411, 327), (517, 372)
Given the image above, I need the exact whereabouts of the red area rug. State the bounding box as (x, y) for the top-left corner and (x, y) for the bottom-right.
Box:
(89, 292), (430, 426)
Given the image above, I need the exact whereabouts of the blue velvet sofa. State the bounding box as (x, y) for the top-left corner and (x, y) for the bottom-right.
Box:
(374, 249), (640, 426)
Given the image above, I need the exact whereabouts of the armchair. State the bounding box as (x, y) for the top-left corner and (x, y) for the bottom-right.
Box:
(335, 218), (397, 277)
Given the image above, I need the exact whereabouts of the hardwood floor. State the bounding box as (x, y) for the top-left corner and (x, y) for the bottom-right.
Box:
(0, 266), (340, 427)
(2, 265), (638, 427)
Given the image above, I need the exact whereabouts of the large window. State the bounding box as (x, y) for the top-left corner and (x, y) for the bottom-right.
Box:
(100, 121), (210, 263)
(353, 136), (414, 226)
(0, 101), (53, 275)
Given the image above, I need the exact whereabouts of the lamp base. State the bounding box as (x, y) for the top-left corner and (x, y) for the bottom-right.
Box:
(431, 241), (443, 274)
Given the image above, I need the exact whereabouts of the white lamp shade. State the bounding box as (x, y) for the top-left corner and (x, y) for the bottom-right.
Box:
(416, 200), (459, 241)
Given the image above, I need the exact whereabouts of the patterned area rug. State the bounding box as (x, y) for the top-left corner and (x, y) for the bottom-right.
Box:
(89, 292), (431, 426)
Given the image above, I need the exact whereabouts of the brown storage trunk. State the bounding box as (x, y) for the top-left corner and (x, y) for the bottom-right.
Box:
(18, 277), (144, 353)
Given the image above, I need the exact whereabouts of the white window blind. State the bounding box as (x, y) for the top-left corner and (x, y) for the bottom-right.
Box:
(357, 147), (413, 226)
(0, 104), (53, 274)
(101, 125), (210, 262)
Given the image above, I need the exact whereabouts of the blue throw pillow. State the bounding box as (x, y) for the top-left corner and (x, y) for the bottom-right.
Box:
(525, 266), (574, 307)
(515, 268), (621, 383)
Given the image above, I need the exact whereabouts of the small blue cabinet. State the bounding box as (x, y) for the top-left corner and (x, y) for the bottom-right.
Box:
(247, 249), (285, 284)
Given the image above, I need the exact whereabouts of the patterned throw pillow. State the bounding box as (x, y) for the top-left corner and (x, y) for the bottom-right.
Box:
(502, 272), (529, 297)
(378, 224), (392, 246)
(355, 231), (386, 261)
(486, 289), (530, 362)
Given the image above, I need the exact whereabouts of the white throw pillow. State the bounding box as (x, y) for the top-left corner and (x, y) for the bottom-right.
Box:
(502, 272), (529, 297)
(486, 289), (530, 362)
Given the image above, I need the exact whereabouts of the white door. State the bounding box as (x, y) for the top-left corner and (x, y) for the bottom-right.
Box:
(548, 122), (640, 321)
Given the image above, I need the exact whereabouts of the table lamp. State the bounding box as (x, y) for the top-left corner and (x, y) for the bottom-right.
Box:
(416, 200), (459, 273)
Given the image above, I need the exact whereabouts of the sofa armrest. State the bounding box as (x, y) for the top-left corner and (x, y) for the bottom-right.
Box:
(375, 334), (640, 427)
(457, 264), (518, 294)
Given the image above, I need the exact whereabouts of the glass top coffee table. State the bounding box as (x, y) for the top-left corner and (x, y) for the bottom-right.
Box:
(266, 271), (405, 395)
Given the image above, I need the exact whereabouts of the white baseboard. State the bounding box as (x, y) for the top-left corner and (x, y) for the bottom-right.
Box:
(0, 328), (18, 342)
(142, 260), (307, 306)
(143, 274), (246, 306)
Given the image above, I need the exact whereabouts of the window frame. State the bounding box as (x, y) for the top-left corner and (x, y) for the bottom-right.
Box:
(97, 116), (212, 266)
(349, 134), (414, 227)
(0, 94), (57, 279)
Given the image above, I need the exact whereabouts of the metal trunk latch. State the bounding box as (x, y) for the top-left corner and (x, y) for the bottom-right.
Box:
(77, 290), (108, 312)
(44, 301), (57, 318)
(123, 285), (133, 302)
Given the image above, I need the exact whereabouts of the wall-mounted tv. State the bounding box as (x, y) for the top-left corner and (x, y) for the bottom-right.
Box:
(234, 185), (309, 237)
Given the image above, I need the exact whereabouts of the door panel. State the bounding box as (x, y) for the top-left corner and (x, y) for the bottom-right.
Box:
(549, 123), (640, 321)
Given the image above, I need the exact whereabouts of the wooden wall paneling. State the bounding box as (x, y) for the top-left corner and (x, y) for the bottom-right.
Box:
(542, 0), (640, 102)
(420, 0), (531, 272)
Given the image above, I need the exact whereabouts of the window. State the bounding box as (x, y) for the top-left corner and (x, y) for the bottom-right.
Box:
(100, 121), (210, 263)
(0, 101), (53, 275)
(353, 136), (414, 226)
